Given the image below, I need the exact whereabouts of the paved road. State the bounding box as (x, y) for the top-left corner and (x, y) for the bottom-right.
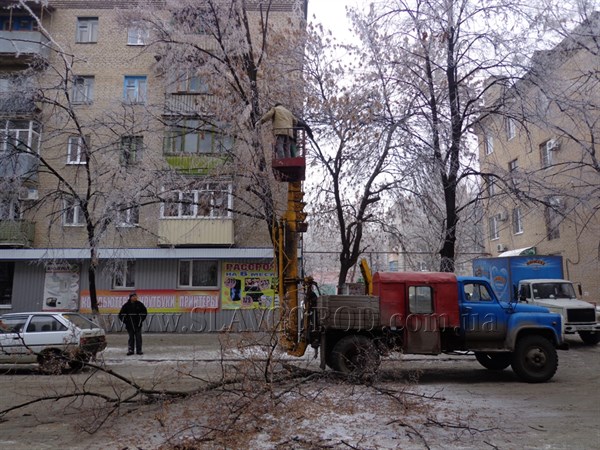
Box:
(0, 333), (598, 449)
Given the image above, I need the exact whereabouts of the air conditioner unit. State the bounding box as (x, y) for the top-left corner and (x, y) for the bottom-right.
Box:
(497, 243), (508, 252)
(546, 138), (560, 151)
(18, 187), (39, 201)
(497, 211), (508, 221)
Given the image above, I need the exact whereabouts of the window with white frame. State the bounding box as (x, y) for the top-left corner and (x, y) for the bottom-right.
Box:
(76, 17), (98, 43)
(164, 120), (233, 154)
(178, 260), (218, 288)
(113, 261), (136, 289)
(123, 76), (147, 104)
(162, 183), (232, 219)
(512, 207), (523, 234)
(540, 140), (553, 168)
(72, 76), (94, 104)
(67, 135), (89, 164)
(63, 197), (85, 226)
(545, 197), (562, 240)
(484, 134), (494, 155)
(161, 183), (232, 219)
(120, 135), (143, 165)
(487, 178), (496, 197)
(508, 159), (518, 172)
(127, 25), (148, 45)
(116, 205), (139, 227)
(489, 215), (499, 240)
(506, 117), (516, 140)
(0, 120), (41, 153)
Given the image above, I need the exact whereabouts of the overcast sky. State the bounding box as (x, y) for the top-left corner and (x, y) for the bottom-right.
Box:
(307, 0), (360, 42)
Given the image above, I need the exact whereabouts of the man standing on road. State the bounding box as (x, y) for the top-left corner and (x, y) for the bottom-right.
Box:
(118, 292), (148, 355)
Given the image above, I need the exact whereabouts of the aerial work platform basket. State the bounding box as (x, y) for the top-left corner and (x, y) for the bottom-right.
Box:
(271, 128), (307, 182)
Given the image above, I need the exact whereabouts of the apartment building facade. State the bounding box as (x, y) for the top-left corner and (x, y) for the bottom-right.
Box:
(477, 14), (600, 300)
(0, 0), (308, 331)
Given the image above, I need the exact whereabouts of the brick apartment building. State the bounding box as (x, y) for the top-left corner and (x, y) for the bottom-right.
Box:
(476, 13), (600, 300)
(0, 0), (308, 331)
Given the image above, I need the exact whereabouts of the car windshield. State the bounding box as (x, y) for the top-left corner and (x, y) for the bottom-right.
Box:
(532, 283), (576, 299)
(62, 313), (101, 329)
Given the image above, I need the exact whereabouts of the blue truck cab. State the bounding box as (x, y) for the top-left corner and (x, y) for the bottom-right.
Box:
(457, 276), (566, 382)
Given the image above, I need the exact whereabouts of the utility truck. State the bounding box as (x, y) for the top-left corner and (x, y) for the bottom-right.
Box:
(269, 130), (567, 383)
(473, 256), (600, 345)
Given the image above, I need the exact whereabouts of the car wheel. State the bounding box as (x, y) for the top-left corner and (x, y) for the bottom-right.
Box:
(475, 352), (512, 370)
(511, 335), (558, 383)
(38, 349), (70, 375)
(331, 335), (380, 378)
(578, 331), (600, 346)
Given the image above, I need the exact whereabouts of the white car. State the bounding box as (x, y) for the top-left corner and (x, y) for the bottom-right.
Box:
(0, 312), (107, 374)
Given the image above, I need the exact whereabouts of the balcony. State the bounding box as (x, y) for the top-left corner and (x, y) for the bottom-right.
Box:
(0, 220), (35, 247)
(164, 93), (217, 116)
(0, 30), (50, 67)
(0, 150), (39, 182)
(158, 218), (234, 246)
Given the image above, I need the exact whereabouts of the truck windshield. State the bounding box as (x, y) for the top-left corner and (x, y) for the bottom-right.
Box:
(532, 283), (576, 299)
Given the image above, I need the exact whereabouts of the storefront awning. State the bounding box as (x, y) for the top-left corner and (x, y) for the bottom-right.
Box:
(0, 247), (275, 261)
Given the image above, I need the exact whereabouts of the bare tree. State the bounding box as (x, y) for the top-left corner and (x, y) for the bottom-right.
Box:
(303, 21), (414, 290)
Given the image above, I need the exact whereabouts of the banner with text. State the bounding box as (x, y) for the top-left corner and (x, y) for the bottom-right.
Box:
(80, 289), (220, 313)
(221, 261), (277, 309)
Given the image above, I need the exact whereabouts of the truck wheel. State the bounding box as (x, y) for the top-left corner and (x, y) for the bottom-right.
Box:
(38, 349), (70, 375)
(578, 331), (600, 346)
(511, 335), (558, 383)
(331, 335), (380, 377)
(475, 352), (512, 370)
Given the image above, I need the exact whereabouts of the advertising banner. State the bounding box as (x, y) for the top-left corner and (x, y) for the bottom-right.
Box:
(80, 289), (220, 313)
(43, 264), (80, 311)
(221, 261), (277, 309)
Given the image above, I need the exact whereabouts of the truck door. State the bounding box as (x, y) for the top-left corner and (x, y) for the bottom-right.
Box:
(404, 285), (441, 354)
(460, 282), (508, 344)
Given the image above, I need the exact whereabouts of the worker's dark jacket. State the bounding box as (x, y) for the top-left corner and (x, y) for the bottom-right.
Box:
(118, 300), (148, 331)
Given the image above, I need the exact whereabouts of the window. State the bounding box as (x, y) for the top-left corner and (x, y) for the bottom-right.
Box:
(164, 120), (233, 154)
(489, 215), (499, 240)
(172, 71), (209, 93)
(0, 16), (37, 31)
(76, 18), (98, 43)
(1, 120), (41, 153)
(545, 197), (562, 240)
(506, 118), (516, 140)
(487, 178), (496, 197)
(123, 76), (147, 104)
(116, 205), (139, 227)
(508, 159), (518, 172)
(63, 197), (85, 226)
(27, 315), (67, 332)
(178, 260), (218, 288)
(408, 286), (433, 314)
(512, 207), (523, 234)
(113, 261), (136, 289)
(127, 25), (148, 45)
(120, 136), (143, 165)
(0, 197), (21, 220)
(67, 135), (89, 164)
(161, 184), (232, 219)
(72, 76), (94, 104)
(0, 262), (15, 307)
(463, 283), (493, 302)
(484, 134), (494, 155)
(540, 140), (553, 168)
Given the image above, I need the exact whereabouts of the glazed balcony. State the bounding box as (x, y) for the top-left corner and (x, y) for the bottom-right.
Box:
(158, 218), (234, 247)
(0, 220), (35, 247)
